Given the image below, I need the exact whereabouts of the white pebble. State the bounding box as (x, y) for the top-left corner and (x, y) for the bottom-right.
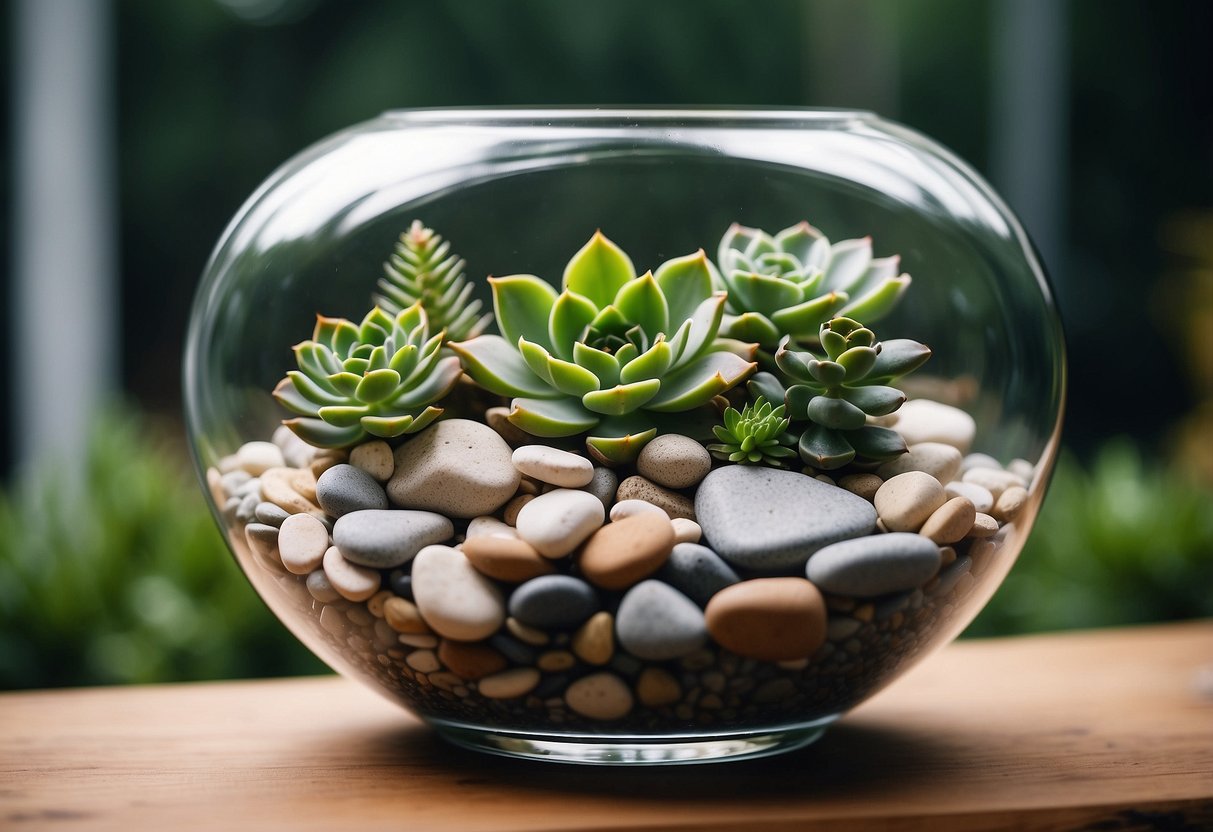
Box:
(235, 441), (285, 476)
(322, 545), (381, 602)
(891, 400), (976, 452)
(349, 440), (395, 483)
(962, 467), (1026, 500)
(466, 516), (518, 540)
(478, 668), (540, 699)
(512, 445), (594, 488)
(410, 545), (505, 641)
(515, 489), (605, 558)
(877, 442), (962, 484)
(564, 672), (634, 721)
(944, 480), (994, 513)
(671, 517), (702, 544)
(962, 452), (1003, 473)
(609, 498), (668, 522)
(273, 424), (316, 469)
(873, 471), (947, 532)
(1008, 458), (1035, 482)
(277, 513), (330, 575)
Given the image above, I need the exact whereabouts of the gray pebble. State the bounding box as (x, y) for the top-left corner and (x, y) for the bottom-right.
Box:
(489, 633), (538, 666)
(508, 575), (599, 629)
(657, 543), (740, 606)
(696, 466), (877, 570)
(254, 501), (290, 527)
(243, 522), (279, 557)
(615, 580), (706, 661)
(332, 509), (453, 568)
(235, 491), (261, 524)
(306, 569), (341, 603)
(807, 533), (941, 597)
(581, 466), (619, 509)
(315, 464), (388, 517)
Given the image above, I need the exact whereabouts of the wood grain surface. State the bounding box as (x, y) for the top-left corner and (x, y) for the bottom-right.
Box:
(2, 621), (1211, 831)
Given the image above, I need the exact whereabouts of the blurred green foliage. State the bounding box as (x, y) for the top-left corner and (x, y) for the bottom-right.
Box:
(0, 404), (323, 690)
(968, 440), (1213, 637)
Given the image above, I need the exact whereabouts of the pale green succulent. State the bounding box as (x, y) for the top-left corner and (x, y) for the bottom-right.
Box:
(708, 397), (798, 467)
(273, 303), (462, 448)
(715, 222), (911, 349)
(375, 220), (492, 341)
(451, 231), (757, 463)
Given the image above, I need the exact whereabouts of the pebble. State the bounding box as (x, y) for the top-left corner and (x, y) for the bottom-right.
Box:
(259, 467), (325, 517)
(244, 522), (278, 558)
(273, 424), (316, 469)
(462, 535), (554, 582)
(580, 511), (676, 590)
(992, 485), (1029, 522)
(388, 569), (414, 601)
(695, 466), (877, 570)
(383, 597), (430, 634)
(615, 476), (696, 520)
(485, 406), (532, 447)
(671, 518), (702, 544)
(657, 543), (740, 606)
(891, 399), (977, 452)
(581, 466), (619, 509)
(398, 633), (438, 649)
(406, 649), (442, 673)
(962, 467), (1026, 500)
(635, 667), (682, 707)
(565, 672), (634, 720)
(609, 499), (667, 522)
(465, 516), (518, 540)
(806, 533), (942, 596)
(1008, 458), (1035, 482)
(235, 441), (285, 476)
(387, 419), (521, 518)
(322, 545), (381, 602)
(704, 578), (827, 662)
(571, 611), (614, 665)
(876, 442), (963, 484)
(874, 471), (947, 532)
(254, 501), (290, 527)
(511, 445), (594, 488)
(508, 575), (599, 629)
(332, 509), (453, 569)
(838, 473), (883, 501)
(502, 494), (533, 526)
(945, 480), (995, 513)
(970, 512), (999, 537)
(410, 545), (506, 641)
(489, 633), (538, 666)
(236, 493), (261, 525)
(349, 440), (394, 483)
(315, 464), (389, 517)
(918, 496), (977, 544)
(827, 617), (861, 640)
(537, 650), (576, 672)
(506, 617), (550, 646)
(615, 580), (707, 660)
(962, 452), (1002, 473)
(366, 590), (392, 618)
(515, 488), (605, 558)
(277, 513), (330, 574)
(306, 569), (341, 603)
(310, 449), (347, 478)
(437, 640), (508, 680)
(478, 668), (541, 699)
(636, 434), (712, 489)
(221, 469), (251, 496)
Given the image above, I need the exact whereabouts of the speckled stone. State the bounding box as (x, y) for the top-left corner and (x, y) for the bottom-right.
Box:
(636, 434), (712, 489)
(348, 440), (394, 483)
(511, 445), (594, 488)
(615, 580), (706, 661)
(615, 476), (696, 521)
(877, 442), (963, 484)
(315, 464), (389, 517)
(873, 471), (947, 532)
(656, 542), (741, 606)
(332, 509), (453, 568)
(581, 466), (619, 510)
(387, 419), (520, 519)
(564, 672), (634, 721)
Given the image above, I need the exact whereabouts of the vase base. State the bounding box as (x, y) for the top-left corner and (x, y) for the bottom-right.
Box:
(429, 716), (838, 765)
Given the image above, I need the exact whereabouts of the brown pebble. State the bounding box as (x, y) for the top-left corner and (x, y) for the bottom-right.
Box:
(919, 496), (977, 544)
(290, 467), (319, 503)
(838, 473), (883, 502)
(259, 467), (326, 518)
(579, 512), (675, 590)
(506, 617), (550, 646)
(366, 590), (393, 618)
(635, 667), (682, 707)
(461, 535), (554, 582)
(992, 485), (1029, 522)
(571, 611), (614, 665)
(486, 406), (532, 447)
(853, 603), (875, 623)
(615, 475), (696, 520)
(383, 597), (431, 634)
(969, 513), (999, 537)
(502, 494), (534, 526)
(939, 546), (958, 568)
(437, 640), (508, 681)
(310, 449), (347, 478)
(537, 650), (576, 672)
(704, 578), (827, 662)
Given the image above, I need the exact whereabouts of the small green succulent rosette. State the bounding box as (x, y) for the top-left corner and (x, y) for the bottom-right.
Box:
(451, 232), (758, 463)
(707, 397), (798, 468)
(759, 316), (931, 471)
(715, 222), (912, 352)
(273, 302), (462, 448)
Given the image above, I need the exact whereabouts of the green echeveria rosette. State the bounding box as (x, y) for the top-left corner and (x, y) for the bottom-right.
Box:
(707, 397), (798, 468)
(760, 316), (931, 471)
(375, 220), (493, 342)
(273, 303), (463, 448)
(715, 221), (912, 354)
(451, 231), (758, 463)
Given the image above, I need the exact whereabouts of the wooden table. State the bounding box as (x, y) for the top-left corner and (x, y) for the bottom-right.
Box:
(2, 622), (1211, 831)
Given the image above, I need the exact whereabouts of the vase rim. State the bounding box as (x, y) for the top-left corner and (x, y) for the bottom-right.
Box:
(378, 106), (878, 126)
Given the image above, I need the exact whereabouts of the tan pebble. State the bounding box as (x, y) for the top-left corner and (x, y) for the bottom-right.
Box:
(877, 442), (963, 484)
(874, 471), (947, 532)
(398, 633), (438, 648)
(537, 650), (576, 672)
(437, 640), (507, 680)
(260, 467), (326, 518)
(969, 513), (999, 538)
(346, 606), (372, 626)
(366, 590), (393, 618)
(486, 406), (532, 447)
(466, 516), (517, 539)
(310, 449), (348, 478)
(349, 440), (394, 483)
(615, 476), (696, 521)
(919, 496), (977, 544)
(383, 596), (431, 634)
(235, 441), (285, 476)
(516, 477), (541, 496)
(512, 445), (595, 488)
(565, 672), (634, 720)
(579, 512), (675, 590)
(939, 546), (958, 568)
(277, 513), (329, 574)
(322, 545), (380, 602)
(289, 467), (318, 503)
(969, 538), (997, 576)
(838, 473), (882, 501)
(571, 611), (614, 665)
(962, 467), (1026, 500)
(406, 649), (442, 673)
(462, 535), (554, 582)
(479, 667), (541, 699)
(318, 603), (347, 637)
(705, 578), (827, 662)
(814, 475), (835, 486)
(853, 603), (875, 623)
(502, 494), (534, 526)
(1008, 458), (1035, 481)
(428, 671), (463, 692)
(636, 434), (712, 489)
(992, 485), (1029, 522)
(670, 517), (702, 544)
(609, 499), (667, 522)
(635, 667), (681, 707)
(506, 617), (550, 646)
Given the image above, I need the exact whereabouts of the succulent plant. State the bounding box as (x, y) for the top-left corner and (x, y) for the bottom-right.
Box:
(273, 303), (462, 448)
(375, 220), (492, 341)
(451, 231), (757, 463)
(764, 317), (931, 470)
(715, 222), (911, 350)
(707, 397), (798, 467)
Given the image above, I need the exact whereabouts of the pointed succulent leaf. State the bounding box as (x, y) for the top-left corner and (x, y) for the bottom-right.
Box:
(326, 372), (362, 398)
(728, 272), (805, 317)
(717, 223), (758, 271)
(548, 290), (599, 361)
(798, 424), (856, 470)
(840, 384), (906, 417)
(614, 272), (669, 338)
(614, 341), (640, 367)
(563, 231), (636, 308)
(619, 339), (673, 383)
(572, 342), (621, 389)
(354, 368), (402, 403)
(274, 377), (331, 415)
(742, 228), (778, 261)
(839, 275), (911, 323)
(279, 371), (344, 407)
(837, 346), (879, 381)
(747, 371), (786, 406)
(847, 425), (908, 461)
(859, 255), (901, 288)
(785, 384), (816, 419)
(806, 396), (867, 431)
(546, 356), (601, 398)
(655, 250), (716, 324)
(490, 275), (557, 352)
(718, 312), (782, 348)
(283, 417), (366, 448)
(585, 427), (658, 465)
(822, 236), (873, 293)
(867, 338), (933, 381)
(359, 414), (413, 438)
(647, 351), (756, 412)
(769, 291), (848, 336)
(774, 340), (816, 381)
(773, 221), (826, 267)
(508, 397), (599, 437)
(449, 335), (560, 398)
(317, 405), (369, 428)
(582, 379), (662, 415)
(668, 293), (727, 366)
(387, 343), (419, 378)
(517, 338), (557, 386)
(389, 356), (462, 408)
(587, 304), (628, 336)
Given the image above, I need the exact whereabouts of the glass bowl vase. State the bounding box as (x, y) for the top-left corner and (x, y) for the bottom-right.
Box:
(184, 108), (1066, 764)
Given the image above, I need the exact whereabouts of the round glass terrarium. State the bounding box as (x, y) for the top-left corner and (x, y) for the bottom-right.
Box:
(185, 108), (1066, 765)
